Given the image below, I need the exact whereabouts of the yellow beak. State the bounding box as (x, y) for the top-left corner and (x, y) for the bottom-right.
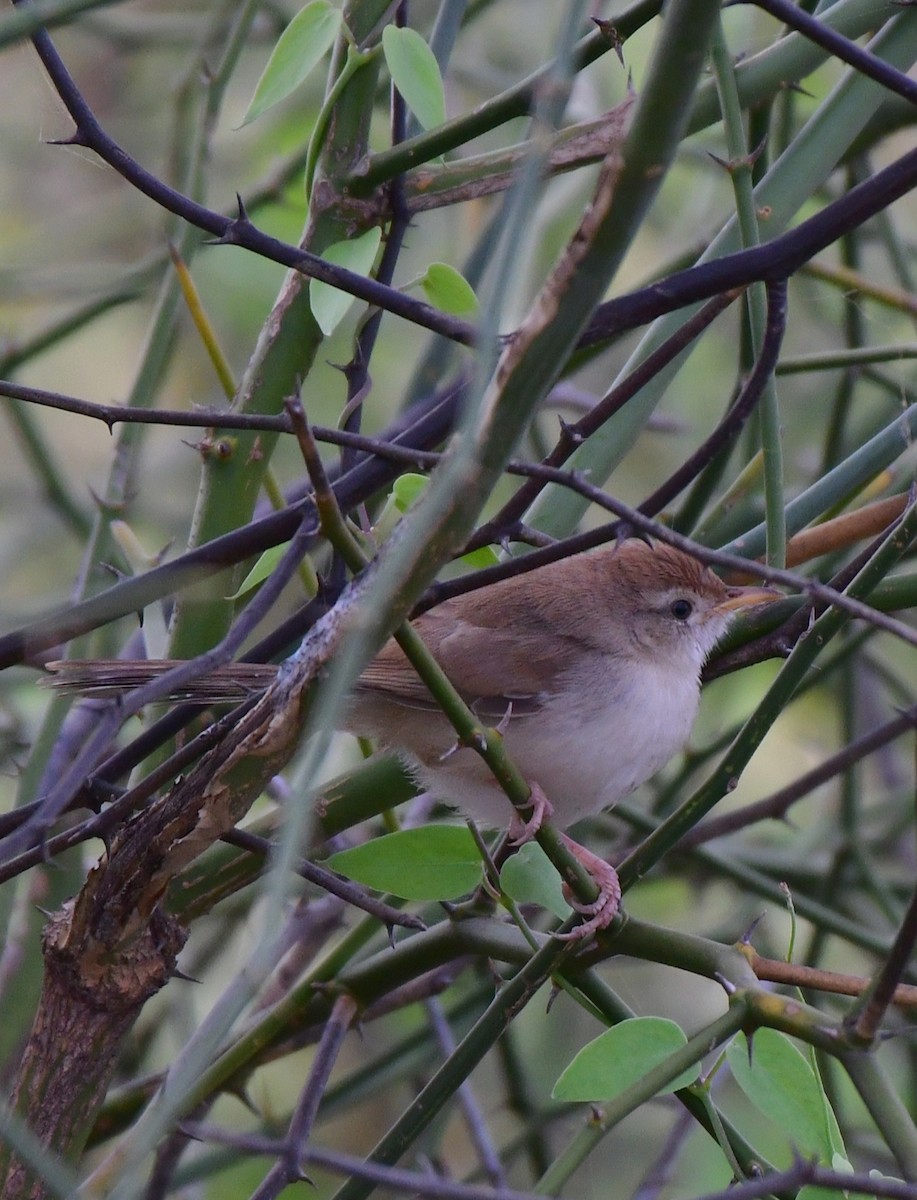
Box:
(715, 585), (782, 615)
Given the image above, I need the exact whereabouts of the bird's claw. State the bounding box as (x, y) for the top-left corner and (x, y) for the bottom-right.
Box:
(553, 833), (622, 941)
(508, 783), (554, 845)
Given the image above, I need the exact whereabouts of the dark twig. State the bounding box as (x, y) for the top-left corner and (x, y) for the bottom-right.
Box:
(425, 998), (506, 1188)
(0, 383), (464, 670)
(184, 1122), (555, 1200)
(847, 876), (917, 1043)
(730, 0), (917, 106)
(423, 484), (917, 651)
(638, 278), (788, 518)
(21, 13), (476, 346)
(682, 703), (917, 847)
(21, 10), (917, 358)
(0, 515), (318, 865)
(248, 995), (358, 1200)
(466, 291), (741, 551)
(182, 1130), (917, 1200)
(335, 33), (413, 479)
(0, 698), (262, 886)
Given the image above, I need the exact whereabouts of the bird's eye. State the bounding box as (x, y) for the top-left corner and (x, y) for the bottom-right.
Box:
(670, 598), (694, 621)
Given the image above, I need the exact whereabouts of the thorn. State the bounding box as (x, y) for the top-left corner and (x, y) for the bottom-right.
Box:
(708, 142), (766, 174)
(713, 971), (737, 995)
(591, 18), (625, 66)
(46, 131), (89, 148)
(557, 416), (584, 446)
(496, 702), (514, 735)
(740, 913), (766, 945)
(235, 192), (250, 222)
(171, 966), (202, 984)
(98, 561), (131, 585)
(438, 739), (462, 763)
(748, 134), (768, 166)
(226, 1083), (261, 1114)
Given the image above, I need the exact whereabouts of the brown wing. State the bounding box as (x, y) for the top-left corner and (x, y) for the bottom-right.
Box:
(356, 604), (574, 715)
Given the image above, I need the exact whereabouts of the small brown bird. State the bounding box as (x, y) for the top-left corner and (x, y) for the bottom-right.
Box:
(47, 540), (777, 937)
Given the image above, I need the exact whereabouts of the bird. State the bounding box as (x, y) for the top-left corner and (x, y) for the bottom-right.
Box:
(45, 539), (778, 938)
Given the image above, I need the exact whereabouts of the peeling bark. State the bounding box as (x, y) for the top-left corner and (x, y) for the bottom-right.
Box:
(1, 907), (185, 1199)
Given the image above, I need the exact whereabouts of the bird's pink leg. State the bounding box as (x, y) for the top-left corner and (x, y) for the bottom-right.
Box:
(508, 782), (554, 845)
(505, 785), (621, 940)
(554, 833), (622, 941)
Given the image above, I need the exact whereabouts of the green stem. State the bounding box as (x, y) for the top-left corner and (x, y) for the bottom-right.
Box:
(330, 931), (578, 1200)
(842, 1051), (917, 1178)
(711, 20), (785, 568)
(345, 11), (657, 193)
(305, 43), (378, 200)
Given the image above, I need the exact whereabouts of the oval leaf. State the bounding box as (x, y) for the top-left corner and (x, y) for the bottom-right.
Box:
(226, 542), (290, 600)
(727, 1030), (843, 1160)
(500, 842), (570, 921)
(392, 472), (429, 512)
(420, 263), (479, 317)
(382, 25), (446, 130)
(553, 1017), (697, 1102)
(310, 227), (382, 335)
(458, 545), (500, 569)
(327, 826), (482, 901)
(242, 0), (342, 126)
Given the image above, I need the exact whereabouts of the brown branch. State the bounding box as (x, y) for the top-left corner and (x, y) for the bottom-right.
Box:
(742, 946), (917, 1011)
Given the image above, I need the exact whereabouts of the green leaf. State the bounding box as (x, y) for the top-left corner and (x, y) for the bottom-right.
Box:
(310, 227), (382, 335)
(368, 474), (429, 542)
(327, 826), (482, 901)
(553, 1017), (697, 1102)
(392, 472), (429, 511)
(226, 542), (290, 600)
(241, 0), (342, 126)
(381, 25), (446, 130)
(458, 545), (500, 569)
(500, 842), (571, 921)
(727, 1030), (843, 1160)
(420, 263), (479, 317)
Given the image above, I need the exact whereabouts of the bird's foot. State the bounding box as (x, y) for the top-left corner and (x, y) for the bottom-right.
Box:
(554, 833), (621, 941)
(508, 783), (554, 845)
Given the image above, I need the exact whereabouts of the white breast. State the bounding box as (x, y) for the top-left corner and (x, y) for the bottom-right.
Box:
(409, 653), (703, 830)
